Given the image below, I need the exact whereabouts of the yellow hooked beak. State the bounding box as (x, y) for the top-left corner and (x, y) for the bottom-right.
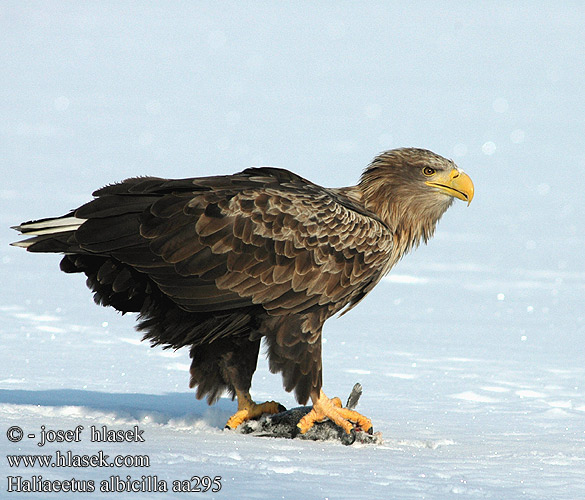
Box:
(425, 168), (474, 205)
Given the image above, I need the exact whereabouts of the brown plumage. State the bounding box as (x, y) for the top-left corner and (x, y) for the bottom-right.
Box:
(12, 148), (473, 433)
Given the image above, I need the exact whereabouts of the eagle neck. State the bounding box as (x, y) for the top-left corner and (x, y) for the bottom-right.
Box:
(356, 181), (452, 264)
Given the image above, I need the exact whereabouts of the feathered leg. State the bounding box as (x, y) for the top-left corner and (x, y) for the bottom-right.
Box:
(189, 335), (285, 428)
(221, 336), (285, 428)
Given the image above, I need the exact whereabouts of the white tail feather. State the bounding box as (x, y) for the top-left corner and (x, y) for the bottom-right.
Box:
(11, 216), (86, 249)
(10, 240), (35, 248)
(16, 224), (84, 237)
(18, 217), (86, 232)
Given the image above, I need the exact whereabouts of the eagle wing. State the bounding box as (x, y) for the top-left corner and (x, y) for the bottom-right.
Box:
(72, 167), (393, 339)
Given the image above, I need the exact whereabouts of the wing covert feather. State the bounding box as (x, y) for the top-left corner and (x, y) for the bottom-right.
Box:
(138, 174), (393, 317)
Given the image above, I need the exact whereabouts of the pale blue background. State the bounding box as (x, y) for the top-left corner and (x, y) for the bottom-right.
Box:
(1, 2), (584, 499)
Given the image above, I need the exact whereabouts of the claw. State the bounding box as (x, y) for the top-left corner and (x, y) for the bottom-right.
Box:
(225, 390), (285, 429)
(341, 428), (356, 446)
(297, 390), (372, 435)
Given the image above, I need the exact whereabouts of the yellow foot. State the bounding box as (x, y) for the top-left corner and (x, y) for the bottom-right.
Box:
(225, 395), (285, 429)
(297, 390), (372, 435)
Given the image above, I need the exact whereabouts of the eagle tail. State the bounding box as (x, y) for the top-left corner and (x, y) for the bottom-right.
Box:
(11, 214), (85, 252)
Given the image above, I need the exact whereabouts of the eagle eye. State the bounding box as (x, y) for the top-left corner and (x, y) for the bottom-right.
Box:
(422, 166), (436, 176)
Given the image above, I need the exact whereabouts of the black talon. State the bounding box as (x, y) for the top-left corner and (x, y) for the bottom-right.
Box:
(277, 404), (287, 413)
(341, 428), (356, 446)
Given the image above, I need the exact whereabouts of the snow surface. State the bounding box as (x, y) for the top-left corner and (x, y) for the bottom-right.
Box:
(1, 2), (584, 499)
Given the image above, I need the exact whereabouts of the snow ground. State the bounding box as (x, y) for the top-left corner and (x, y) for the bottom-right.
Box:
(1, 2), (584, 499)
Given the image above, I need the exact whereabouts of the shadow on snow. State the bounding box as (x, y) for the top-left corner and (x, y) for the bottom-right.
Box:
(0, 388), (235, 428)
